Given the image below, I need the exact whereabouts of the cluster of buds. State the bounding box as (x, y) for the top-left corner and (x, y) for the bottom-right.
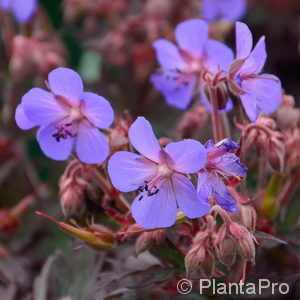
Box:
(108, 112), (132, 153)
(185, 205), (257, 279)
(59, 159), (95, 217)
(10, 34), (65, 82)
(240, 116), (286, 172)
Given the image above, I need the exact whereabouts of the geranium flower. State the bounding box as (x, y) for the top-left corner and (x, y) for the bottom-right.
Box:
(151, 19), (234, 110)
(15, 67), (114, 164)
(0, 0), (37, 23)
(197, 138), (247, 212)
(108, 117), (211, 229)
(202, 0), (247, 22)
(229, 22), (282, 121)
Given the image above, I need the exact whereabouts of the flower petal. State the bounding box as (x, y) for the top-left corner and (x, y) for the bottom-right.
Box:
(197, 172), (213, 203)
(108, 151), (158, 192)
(128, 117), (162, 163)
(201, 0), (219, 21)
(216, 153), (248, 177)
(75, 121), (109, 164)
(152, 39), (187, 70)
(15, 104), (36, 130)
(219, 0), (247, 22)
(37, 123), (74, 161)
(22, 88), (68, 125)
(48, 67), (84, 105)
(204, 39), (234, 73)
(151, 70), (196, 109)
(235, 21), (253, 59)
(11, 0), (37, 23)
(240, 36), (266, 76)
(242, 75), (282, 115)
(131, 179), (177, 229)
(173, 173), (211, 218)
(175, 19), (208, 57)
(240, 91), (258, 122)
(164, 139), (207, 173)
(81, 92), (114, 129)
(0, 0), (10, 10)
(210, 176), (237, 212)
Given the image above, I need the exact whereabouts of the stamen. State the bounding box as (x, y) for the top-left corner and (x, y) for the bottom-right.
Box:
(52, 123), (76, 142)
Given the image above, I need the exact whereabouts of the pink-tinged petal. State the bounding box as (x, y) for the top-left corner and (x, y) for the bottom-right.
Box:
(151, 71), (196, 109)
(75, 121), (109, 164)
(22, 88), (68, 125)
(128, 117), (162, 163)
(48, 67), (84, 105)
(11, 0), (37, 23)
(199, 84), (233, 113)
(173, 173), (211, 218)
(197, 172), (213, 203)
(242, 74), (281, 115)
(37, 123), (74, 161)
(235, 22), (252, 59)
(240, 36), (266, 76)
(219, 0), (247, 22)
(204, 39), (234, 73)
(15, 104), (36, 130)
(152, 39), (187, 70)
(175, 19), (208, 57)
(108, 151), (158, 192)
(131, 179), (177, 229)
(240, 91), (258, 122)
(81, 92), (114, 129)
(164, 139), (207, 173)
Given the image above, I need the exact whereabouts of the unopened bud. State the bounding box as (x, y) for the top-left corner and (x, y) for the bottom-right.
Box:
(135, 229), (165, 255)
(216, 237), (237, 268)
(185, 246), (206, 275)
(240, 205), (257, 232)
(200, 249), (216, 278)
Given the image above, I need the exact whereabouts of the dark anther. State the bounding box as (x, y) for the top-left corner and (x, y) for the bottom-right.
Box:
(138, 195), (143, 201)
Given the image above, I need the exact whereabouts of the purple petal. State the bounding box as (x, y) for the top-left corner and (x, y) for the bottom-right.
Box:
(11, 0), (37, 23)
(173, 173), (211, 218)
(0, 0), (10, 10)
(131, 179), (177, 229)
(203, 39), (234, 72)
(108, 151), (158, 192)
(22, 88), (68, 125)
(152, 39), (187, 70)
(75, 121), (109, 164)
(236, 22), (253, 59)
(197, 172), (213, 203)
(201, 0), (219, 21)
(37, 123), (74, 161)
(210, 176), (237, 212)
(175, 19), (208, 57)
(242, 75), (282, 115)
(240, 92), (258, 122)
(219, 0), (247, 22)
(216, 153), (248, 177)
(215, 138), (240, 151)
(81, 92), (114, 129)
(48, 68), (84, 105)
(164, 139), (207, 173)
(240, 36), (266, 76)
(151, 71), (196, 109)
(128, 117), (162, 163)
(15, 104), (36, 130)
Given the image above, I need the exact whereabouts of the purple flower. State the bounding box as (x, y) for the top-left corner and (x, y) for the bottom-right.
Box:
(202, 0), (247, 22)
(151, 19), (234, 110)
(0, 0), (38, 23)
(15, 67), (114, 164)
(197, 138), (247, 212)
(108, 117), (211, 229)
(230, 22), (282, 121)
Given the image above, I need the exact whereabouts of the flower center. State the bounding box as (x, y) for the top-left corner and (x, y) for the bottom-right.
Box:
(138, 163), (173, 201)
(52, 104), (84, 142)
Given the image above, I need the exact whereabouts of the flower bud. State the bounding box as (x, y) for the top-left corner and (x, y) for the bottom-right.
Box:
(135, 229), (165, 255)
(200, 249), (216, 278)
(185, 246), (206, 275)
(240, 205), (257, 232)
(215, 237), (236, 268)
